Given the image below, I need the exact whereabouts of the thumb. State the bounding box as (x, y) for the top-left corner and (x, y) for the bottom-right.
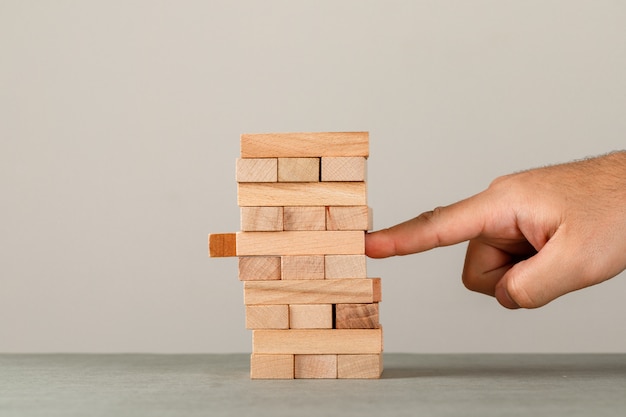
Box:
(496, 229), (587, 309)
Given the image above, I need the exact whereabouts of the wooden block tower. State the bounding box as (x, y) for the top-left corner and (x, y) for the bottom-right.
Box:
(209, 132), (383, 379)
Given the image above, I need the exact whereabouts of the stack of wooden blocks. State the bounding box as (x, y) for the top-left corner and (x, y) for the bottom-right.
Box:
(209, 132), (383, 379)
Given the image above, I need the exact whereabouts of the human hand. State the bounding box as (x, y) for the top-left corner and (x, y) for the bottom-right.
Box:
(366, 151), (626, 309)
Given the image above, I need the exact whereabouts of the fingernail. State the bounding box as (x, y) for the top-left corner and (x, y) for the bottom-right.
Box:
(496, 286), (520, 309)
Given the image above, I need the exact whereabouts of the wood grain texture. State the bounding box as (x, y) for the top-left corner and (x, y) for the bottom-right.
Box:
(335, 303), (379, 329)
(325, 255), (367, 278)
(236, 158), (277, 182)
(289, 304), (333, 329)
(283, 206), (325, 231)
(281, 255), (325, 280)
(337, 354), (383, 379)
(238, 182), (366, 207)
(325, 206), (372, 231)
(244, 278), (381, 305)
(208, 233), (237, 257)
(278, 158), (320, 182)
(240, 207), (283, 231)
(252, 328), (383, 354)
(236, 231), (364, 256)
(245, 305), (289, 329)
(295, 355), (337, 379)
(321, 157), (366, 181)
(240, 132), (369, 158)
(250, 354), (294, 379)
(238, 256), (281, 281)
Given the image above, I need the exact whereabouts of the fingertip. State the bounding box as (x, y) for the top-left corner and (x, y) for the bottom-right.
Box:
(495, 284), (520, 309)
(365, 231), (394, 258)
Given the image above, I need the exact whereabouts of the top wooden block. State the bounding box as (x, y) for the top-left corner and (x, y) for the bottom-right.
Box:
(241, 132), (369, 158)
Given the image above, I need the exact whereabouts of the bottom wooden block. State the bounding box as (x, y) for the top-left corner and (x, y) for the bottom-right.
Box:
(250, 354), (294, 379)
(337, 354), (383, 379)
(295, 355), (337, 379)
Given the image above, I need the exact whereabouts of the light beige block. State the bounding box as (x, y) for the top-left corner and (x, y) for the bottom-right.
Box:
(337, 354), (383, 379)
(278, 158), (320, 182)
(281, 255), (325, 280)
(283, 206), (325, 231)
(208, 233), (237, 257)
(236, 158), (277, 182)
(246, 305), (289, 329)
(238, 256), (281, 281)
(253, 329), (383, 354)
(240, 207), (283, 231)
(325, 255), (367, 278)
(295, 355), (337, 379)
(289, 304), (333, 329)
(244, 278), (381, 305)
(326, 206), (372, 231)
(250, 354), (294, 379)
(241, 132), (369, 158)
(335, 303), (379, 329)
(321, 157), (366, 181)
(238, 182), (366, 207)
(236, 231), (364, 256)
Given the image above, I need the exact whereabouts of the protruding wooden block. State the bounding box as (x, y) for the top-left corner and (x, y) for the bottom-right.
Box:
(289, 304), (333, 329)
(335, 303), (379, 329)
(326, 206), (372, 231)
(238, 256), (281, 281)
(283, 206), (325, 231)
(253, 329), (383, 354)
(238, 182), (366, 207)
(321, 157), (366, 181)
(281, 255), (325, 280)
(295, 355), (337, 379)
(250, 354), (294, 379)
(246, 305), (289, 329)
(325, 255), (367, 278)
(236, 158), (277, 182)
(241, 132), (369, 158)
(236, 231), (364, 256)
(240, 207), (283, 231)
(337, 354), (383, 379)
(208, 233), (237, 257)
(278, 158), (320, 182)
(244, 278), (381, 305)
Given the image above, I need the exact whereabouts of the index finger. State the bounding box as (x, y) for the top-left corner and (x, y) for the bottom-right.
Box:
(365, 193), (489, 258)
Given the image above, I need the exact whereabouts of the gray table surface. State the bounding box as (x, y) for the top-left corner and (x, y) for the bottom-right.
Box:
(1, 353), (625, 416)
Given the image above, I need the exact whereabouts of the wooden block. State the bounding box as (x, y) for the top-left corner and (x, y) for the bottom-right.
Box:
(289, 304), (333, 329)
(281, 255), (325, 280)
(238, 182), (366, 207)
(208, 233), (236, 257)
(236, 158), (277, 182)
(240, 207), (283, 231)
(241, 132), (369, 158)
(250, 354), (294, 379)
(246, 305), (289, 329)
(253, 328), (383, 354)
(321, 157), (366, 181)
(335, 303), (379, 329)
(337, 354), (383, 379)
(326, 206), (372, 231)
(325, 255), (367, 278)
(295, 355), (337, 379)
(236, 231), (364, 256)
(244, 278), (381, 305)
(278, 158), (320, 182)
(283, 206), (325, 231)
(239, 256), (281, 281)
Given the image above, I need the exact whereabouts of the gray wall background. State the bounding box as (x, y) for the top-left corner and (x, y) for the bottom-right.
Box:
(2, 1), (625, 353)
